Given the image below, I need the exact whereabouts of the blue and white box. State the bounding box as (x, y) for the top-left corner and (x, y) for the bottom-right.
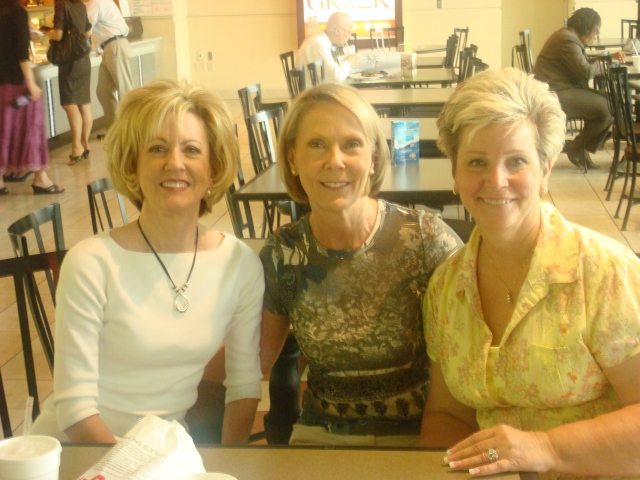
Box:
(392, 120), (420, 165)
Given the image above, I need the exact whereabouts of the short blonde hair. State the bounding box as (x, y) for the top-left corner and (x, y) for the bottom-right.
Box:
(277, 83), (389, 204)
(437, 68), (566, 172)
(105, 80), (238, 216)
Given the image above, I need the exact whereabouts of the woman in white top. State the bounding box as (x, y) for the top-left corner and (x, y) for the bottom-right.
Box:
(32, 80), (264, 444)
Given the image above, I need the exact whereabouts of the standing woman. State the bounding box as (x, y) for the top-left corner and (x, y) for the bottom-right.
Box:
(46, 0), (93, 166)
(0, 0), (64, 194)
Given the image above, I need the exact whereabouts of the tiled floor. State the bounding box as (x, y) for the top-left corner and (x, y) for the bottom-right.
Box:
(1, 98), (639, 441)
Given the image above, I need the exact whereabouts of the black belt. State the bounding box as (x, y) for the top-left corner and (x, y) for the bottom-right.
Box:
(100, 35), (125, 49)
(299, 411), (421, 436)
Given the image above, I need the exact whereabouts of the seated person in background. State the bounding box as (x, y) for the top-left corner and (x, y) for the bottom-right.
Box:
(534, 7), (625, 172)
(297, 11), (360, 83)
(260, 83), (461, 447)
(421, 68), (640, 478)
(32, 80), (264, 444)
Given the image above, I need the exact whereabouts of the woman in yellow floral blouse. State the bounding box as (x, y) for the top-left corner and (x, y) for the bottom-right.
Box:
(420, 68), (640, 478)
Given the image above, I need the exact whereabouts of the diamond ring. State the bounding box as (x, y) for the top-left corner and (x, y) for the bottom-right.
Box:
(487, 447), (499, 462)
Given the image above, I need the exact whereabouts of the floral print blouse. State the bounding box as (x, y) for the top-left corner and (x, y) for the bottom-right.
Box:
(426, 203), (640, 480)
(261, 200), (460, 422)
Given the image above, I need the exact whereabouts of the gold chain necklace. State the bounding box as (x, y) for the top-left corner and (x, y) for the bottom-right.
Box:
(482, 239), (536, 305)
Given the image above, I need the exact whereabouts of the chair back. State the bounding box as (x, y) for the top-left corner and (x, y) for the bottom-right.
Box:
(238, 83), (289, 118)
(369, 26), (404, 51)
(443, 34), (459, 68)
(610, 67), (635, 152)
(458, 46), (477, 82)
(237, 83), (263, 118)
(349, 33), (358, 53)
(289, 66), (306, 97)
(225, 150), (257, 239)
(307, 60), (325, 86)
(87, 178), (129, 235)
(622, 19), (638, 39)
(279, 51), (296, 99)
(453, 27), (469, 70)
(246, 107), (283, 175)
(8, 203), (65, 258)
(512, 43), (532, 73)
(0, 370), (10, 438)
(519, 30), (535, 71)
(0, 251), (67, 429)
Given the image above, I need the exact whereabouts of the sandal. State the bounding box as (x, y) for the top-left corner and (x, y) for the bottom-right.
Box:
(0, 187), (8, 195)
(82, 150), (91, 159)
(68, 154), (84, 166)
(32, 184), (65, 195)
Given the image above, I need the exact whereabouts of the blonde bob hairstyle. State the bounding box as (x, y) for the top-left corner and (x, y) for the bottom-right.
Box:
(277, 83), (389, 204)
(105, 79), (238, 216)
(437, 68), (566, 173)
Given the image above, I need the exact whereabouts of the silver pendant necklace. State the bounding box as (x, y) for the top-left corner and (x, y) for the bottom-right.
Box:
(138, 220), (198, 313)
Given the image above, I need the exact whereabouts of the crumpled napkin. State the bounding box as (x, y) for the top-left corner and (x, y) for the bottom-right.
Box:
(76, 415), (206, 480)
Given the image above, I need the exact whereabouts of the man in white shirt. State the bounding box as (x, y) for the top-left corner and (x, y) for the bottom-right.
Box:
(86, 0), (134, 131)
(297, 12), (360, 83)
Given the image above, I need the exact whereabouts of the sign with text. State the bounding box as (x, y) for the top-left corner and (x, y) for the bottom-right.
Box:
(127, 0), (172, 17)
(298, 0), (400, 41)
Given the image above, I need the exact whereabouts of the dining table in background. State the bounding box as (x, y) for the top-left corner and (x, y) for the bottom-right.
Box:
(59, 444), (537, 480)
(345, 68), (457, 88)
(230, 158), (457, 230)
(358, 88), (454, 117)
(413, 44), (447, 54)
(417, 55), (447, 68)
(586, 37), (627, 49)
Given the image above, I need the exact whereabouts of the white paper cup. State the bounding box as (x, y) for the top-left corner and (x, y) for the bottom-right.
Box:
(181, 474), (237, 480)
(632, 55), (640, 71)
(0, 436), (61, 480)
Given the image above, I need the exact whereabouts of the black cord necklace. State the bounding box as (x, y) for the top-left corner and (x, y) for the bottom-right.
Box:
(137, 220), (198, 313)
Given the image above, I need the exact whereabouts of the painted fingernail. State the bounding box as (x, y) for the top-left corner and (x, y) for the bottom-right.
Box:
(449, 461), (461, 468)
(443, 456), (448, 464)
(446, 448), (452, 455)
(469, 468), (480, 475)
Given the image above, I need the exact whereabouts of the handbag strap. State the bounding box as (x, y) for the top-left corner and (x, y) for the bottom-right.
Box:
(60, 1), (83, 38)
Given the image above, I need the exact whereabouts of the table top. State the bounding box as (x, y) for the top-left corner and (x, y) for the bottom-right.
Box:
(345, 68), (457, 88)
(417, 55), (446, 68)
(587, 37), (626, 49)
(358, 87), (454, 108)
(59, 444), (529, 480)
(413, 44), (447, 54)
(232, 159), (456, 207)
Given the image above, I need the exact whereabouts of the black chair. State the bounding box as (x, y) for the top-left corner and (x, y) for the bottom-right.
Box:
(453, 27), (469, 70)
(519, 30), (535, 71)
(279, 51), (296, 99)
(443, 218), (475, 244)
(0, 251), (67, 427)
(349, 33), (358, 53)
(307, 60), (325, 86)
(622, 19), (638, 39)
(612, 67), (640, 229)
(7, 203), (66, 371)
(443, 34), (459, 68)
(597, 55), (627, 199)
(0, 370), (10, 438)
(512, 43), (532, 73)
(237, 83), (289, 118)
(226, 152), (257, 239)
(369, 26), (404, 51)
(87, 178), (129, 235)
(264, 331), (301, 444)
(246, 108), (292, 235)
(457, 46), (477, 82)
(289, 66), (306, 96)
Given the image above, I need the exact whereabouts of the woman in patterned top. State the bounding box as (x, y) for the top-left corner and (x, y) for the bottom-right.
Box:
(259, 83), (461, 447)
(421, 68), (640, 478)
